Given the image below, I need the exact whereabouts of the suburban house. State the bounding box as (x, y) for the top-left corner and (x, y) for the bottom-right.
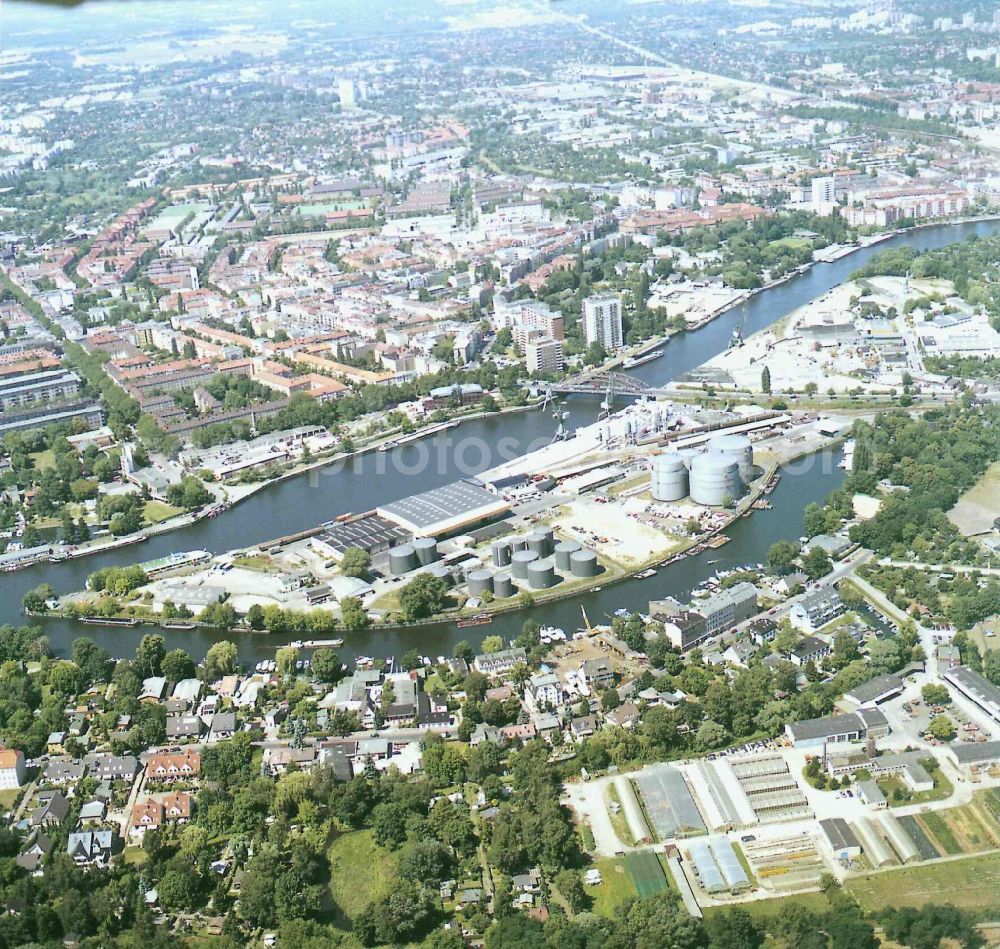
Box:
(147, 749), (201, 782)
(788, 635), (831, 667)
(474, 648), (527, 676)
(0, 749), (26, 789)
(67, 830), (117, 867)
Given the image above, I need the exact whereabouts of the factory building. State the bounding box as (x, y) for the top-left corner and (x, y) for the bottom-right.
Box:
(312, 513), (410, 562)
(377, 479), (511, 538)
(942, 665), (1000, 723)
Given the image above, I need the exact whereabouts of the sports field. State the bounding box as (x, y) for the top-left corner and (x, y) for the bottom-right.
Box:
(624, 850), (669, 897)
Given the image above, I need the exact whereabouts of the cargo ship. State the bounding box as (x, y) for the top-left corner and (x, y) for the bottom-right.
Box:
(457, 612), (493, 628)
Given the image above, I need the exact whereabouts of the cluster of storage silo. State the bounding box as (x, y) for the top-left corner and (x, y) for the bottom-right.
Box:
(511, 549), (538, 579)
(388, 543), (417, 576)
(707, 434), (754, 485)
(527, 558), (557, 589)
(466, 568), (493, 597)
(649, 434), (754, 508)
(493, 573), (516, 599)
(651, 452), (689, 502)
(491, 540), (512, 568)
(570, 548), (600, 578)
(689, 453), (741, 506)
(527, 526), (554, 558)
(554, 540), (581, 570)
(465, 565), (518, 598)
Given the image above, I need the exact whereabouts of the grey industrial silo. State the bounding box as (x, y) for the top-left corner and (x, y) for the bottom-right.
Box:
(412, 536), (439, 566)
(492, 573), (516, 599)
(689, 453), (740, 507)
(511, 536), (529, 553)
(467, 569), (493, 597)
(428, 562), (453, 587)
(491, 540), (512, 568)
(554, 540), (582, 571)
(388, 543), (417, 576)
(526, 533), (548, 558)
(526, 558), (556, 589)
(708, 433), (754, 485)
(570, 548), (600, 578)
(650, 452), (688, 502)
(511, 549), (538, 579)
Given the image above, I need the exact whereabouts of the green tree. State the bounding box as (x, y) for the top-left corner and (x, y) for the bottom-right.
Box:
(203, 640), (238, 681)
(339, 546), (372, 579)
(340, 596), (370, 630)
(399, 574), (449, 620)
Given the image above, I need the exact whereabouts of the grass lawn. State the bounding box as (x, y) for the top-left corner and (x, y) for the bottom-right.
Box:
(0, 789), (20, 810)
(143, 500), (184, 525)
(325, 829), (397, 925)
(29, 449), (56, 471)
(123, 847), (149, 866)
(702, 890), (831, 922)
(589, 856), (639, 918)
(878, 763), (953, 807)
(769, 236), (812, 250)
(846, 852), (1000, 913)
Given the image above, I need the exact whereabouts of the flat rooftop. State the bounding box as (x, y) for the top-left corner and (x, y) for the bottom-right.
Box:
(377, 479), (509, 535)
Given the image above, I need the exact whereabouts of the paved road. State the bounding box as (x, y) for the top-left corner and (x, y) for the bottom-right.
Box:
(879, 559), (1000, 576)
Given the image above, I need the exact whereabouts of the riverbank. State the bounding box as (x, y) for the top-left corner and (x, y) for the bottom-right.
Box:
(7, 216), (999, 659)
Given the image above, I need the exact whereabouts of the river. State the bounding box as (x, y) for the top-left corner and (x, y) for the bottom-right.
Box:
(3, 218), (997, 661)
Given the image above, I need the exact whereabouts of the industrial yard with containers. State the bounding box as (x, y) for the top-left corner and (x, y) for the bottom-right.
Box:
(67, 396), (829, 624)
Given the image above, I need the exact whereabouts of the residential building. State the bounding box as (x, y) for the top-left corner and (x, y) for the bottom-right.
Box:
(67, 830), (116, 867)
(147, 749), (201, 782)
(524, 336), (563, 374)
(788, 635), (831, 667)
(0, 749), (26, 788)
(789, 587), (846, 633)
(474, 648), (527, 677)
(583, 294), (623, 351)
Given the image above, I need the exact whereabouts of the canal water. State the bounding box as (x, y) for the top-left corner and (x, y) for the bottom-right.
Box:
(2, 218), (997, 661)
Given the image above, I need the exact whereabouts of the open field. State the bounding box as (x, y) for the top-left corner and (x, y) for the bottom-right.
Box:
(29, 449), (56, 471)
(949, 461), (1000, 536)
(325, 829), (397, 924)
(846, 852), (1000, 913)
(702, 890), (831, 921)
(589, 856), (639, 917)
(143, 500), (184, 525)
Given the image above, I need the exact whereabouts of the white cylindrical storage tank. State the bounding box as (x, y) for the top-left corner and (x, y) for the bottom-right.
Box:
(511, 536), (530, 553)
(388, 543), (417, 576)
(467, 569), (493, 597)
(708, 434), (754, 484)
(689, 453), (740, 507)
(491, 541), (512, 568)
(570, 549), (600, 578)
(651, 452), (689, 501)
(554, 540), (581, 571)
(493, 573), (515, 599)
(527, 558), (556, 589)
(412, 536), (439, 566)
(511, 549), (538, 579)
